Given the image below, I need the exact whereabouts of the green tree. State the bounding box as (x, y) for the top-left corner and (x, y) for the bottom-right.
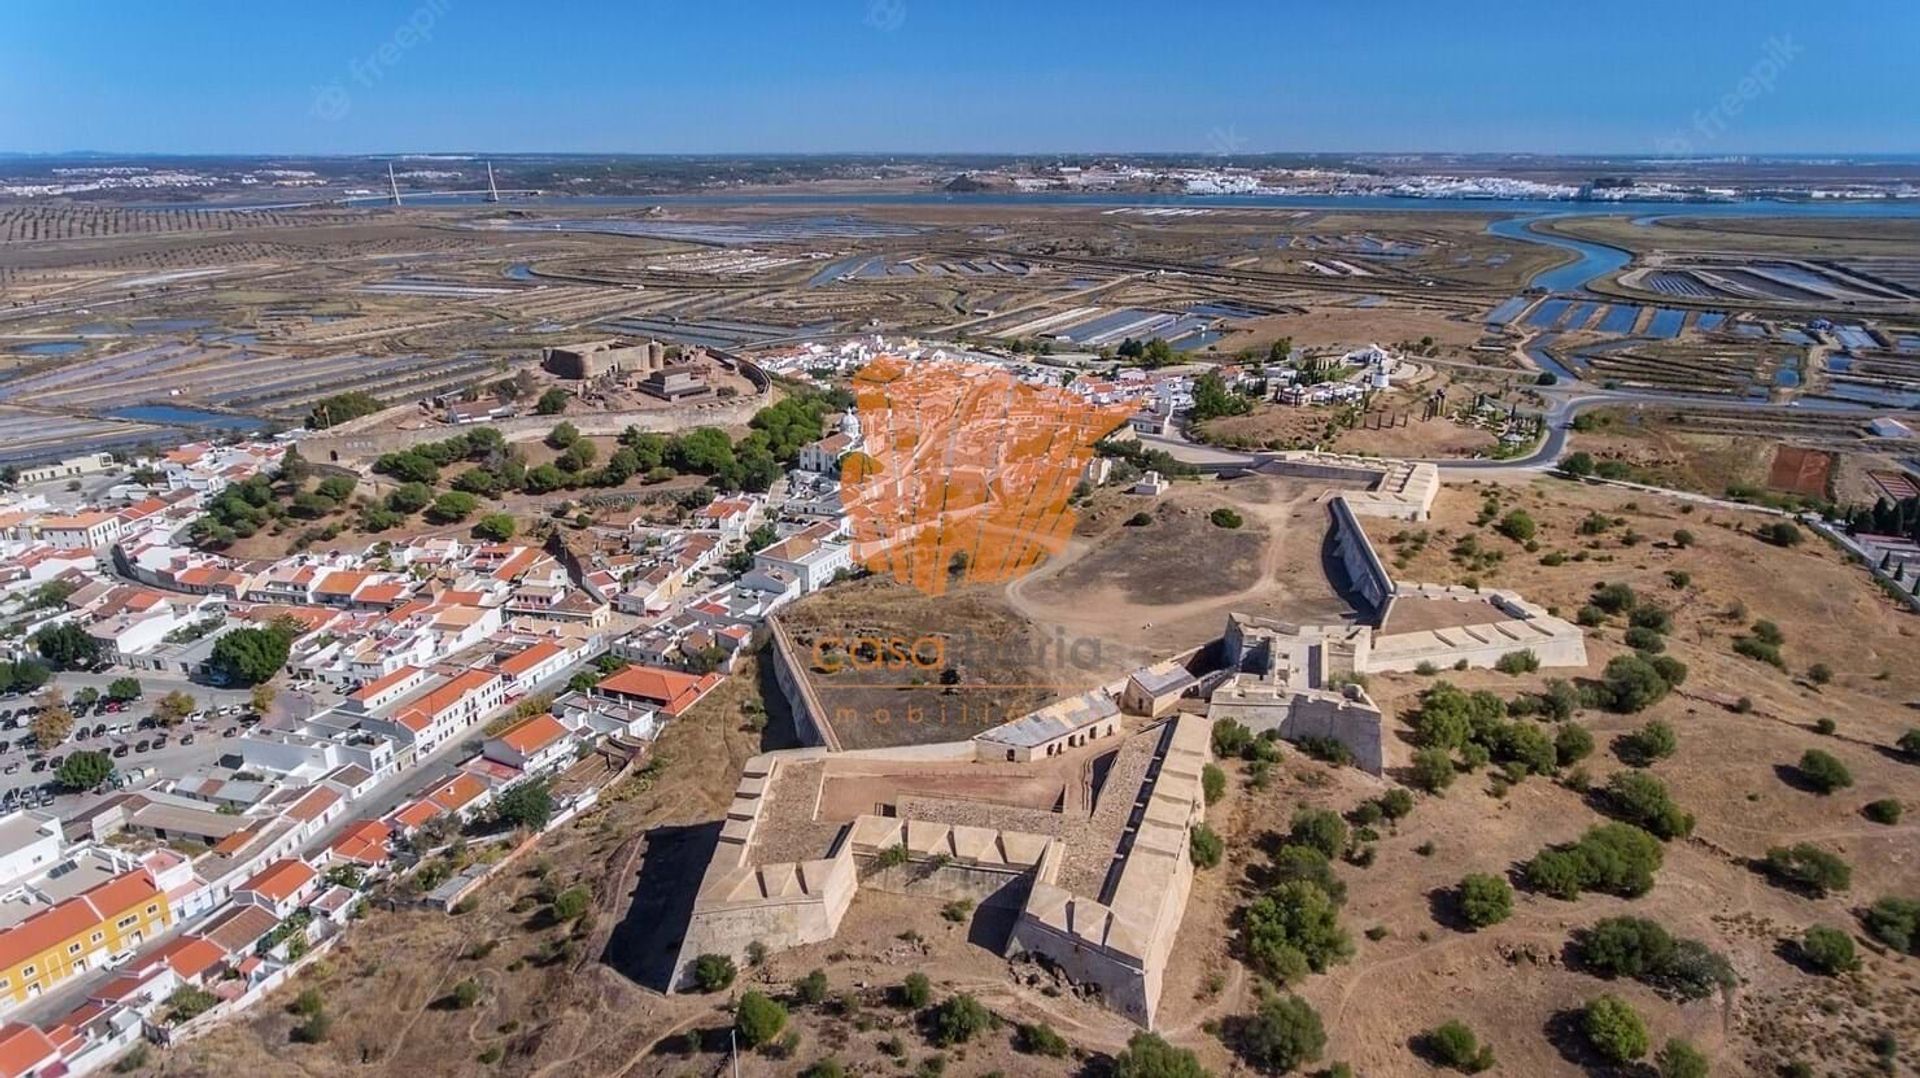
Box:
(1190, 824), (1224, 869)
(1287, 808), (1348, 860)
(1555, 723), (1594, 766)
(930, 993), (991, 1046)
(1016, 1022), (1069, 1057)
(1575, 917), (1674, 978)
(897, 971), (931, 1008)
(1458, 874), (1513, 929)
(734, 990), (786, 1046)
(1605, 771), (1694, 840)
(1112, 1031), (1208, 1078)
(1656, 1038), (1709, 1078)
(1411, 747), (1455, 793)
(494, 780), (553, 831)
(386, 482), (434, 514)
(1582, 995), (1649, 1063)
(1762, 844), (1851, 896)
(1865, 897), (1920, 954)
(472, 513), (517, 542)
(105, 676), (143, 702)
(55, 750), (114, 790)
(152, 690), (195, 727)
(691, 953), (736, 992)
(32, 623), (102, 670)
(1239, 993), (1325, 1074)
(1427, 1020), (1493, 1073)
(1243, 880), (1352, 983)
(1800, 925), (1858, 974)
(1497, 510), (1536, 542)
(535, 388), (570, 415)
(1617, 719), (1678, 766)
(209, 626), (292, 687)
(429, 490), (480, 523)
(793, 969), (830, 1006)
(551, 886), (591, 922)
(1603, 654), (1671, 713)
(1201, 763), (1226, 805)
(1796, 749), (1853, 794)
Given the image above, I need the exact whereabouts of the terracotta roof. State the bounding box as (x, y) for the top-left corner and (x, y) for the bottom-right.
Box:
(356, 582), (408, 605)
(426, 772), (491, 814)
(314, 570), (372, 596)
(495, 640), (566, 679)
(350, 664), (422, 703)
(198, 904), (278, 956)
(326, 819), (392, 865)
(0, 1021), (59, 1078)
(596, 664), (720, 715)
(237, 858), (317, 904)
(387, 800), (439, 831)
(284, 785), (342, 824)
(391, 669), (499, 732)
(489, 713), (570, 757)
(150, 934), (225, 980)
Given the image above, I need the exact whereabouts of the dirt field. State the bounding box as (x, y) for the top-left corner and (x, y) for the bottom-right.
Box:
(1009, 475), (1360, 676)
(778, 577), (1064, 748)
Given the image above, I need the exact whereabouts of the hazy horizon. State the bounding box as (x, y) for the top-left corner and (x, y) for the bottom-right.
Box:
(5, 0), (1915, 157)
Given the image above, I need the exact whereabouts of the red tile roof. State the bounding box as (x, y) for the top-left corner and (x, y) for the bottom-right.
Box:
(326, 819), (393, 865)
(0, 1021), (60, 1078)
(495, 640), (564, 678)
(596, 664), (720, 716)
(490, 713), (569, 757)
(237, 859), (316, 904)
(150, 934), (225, 980)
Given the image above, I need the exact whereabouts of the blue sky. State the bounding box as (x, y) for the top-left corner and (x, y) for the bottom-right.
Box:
(3, 1), (1914, 155)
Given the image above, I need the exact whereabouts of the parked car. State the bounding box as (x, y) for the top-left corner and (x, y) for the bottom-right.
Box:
(91, 723), (106, 737)
(112, 744), (129, 759)
(179, 733), (195, 746)
(29, 759), (45, 773)
(222, 727), (239, 738)
(152, 735), (169, 750)
(134, 739), (150, 752)
(3, 763), (18, 775)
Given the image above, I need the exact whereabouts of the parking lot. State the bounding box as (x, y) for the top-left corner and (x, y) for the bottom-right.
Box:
(0, 671), (261, 812)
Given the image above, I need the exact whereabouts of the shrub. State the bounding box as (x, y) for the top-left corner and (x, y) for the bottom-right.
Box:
(1651, 939), (1737, 1002)
(1649, 654), (1688, 688)
(1125, 511), (1153, 527)
(1591, 582), (1638, 614)
(1555, 723), (1594, 766)
(1616, 719), (1678, 766)
(1243, 880), (1352, 983)
(735, 990), (788, 1047)
(1411, 747), (1455, 793)
(1606, 771), (1694, 840)
(1378, 788), (1415, 820)
(1525, 824), (1663, 899)
(1899, 728), (1920, 761)
(1201, 763), (1226, 805)
(1209, 507), (1244, 529)
(1762, 844), (1852, 896)
(930, 993), (991, 1046)
(1864, 897), (1920, 954)
(1732, 635), (1784, 667)
(801, 1061), (845, 1078)
(897, 972), (931, 1008)
(1494, 649), (1540, 675)
(1427, 1020), (1494, 1073)
(551, 885), (591, 921)
(692, 953), (737, 992)
(1288, 808), (1349, 860)
(794, 969), (830, 1005)
(1211, 718), (1254, 758)
(1576, 604), (1606, 627)
(1807, 662), (1832, 685)
(1415, 660), (1439, 677)
(941, 898), (972, 923)
(1623, 626), (1666, 653)
(1016, 1022), (1069, 1057)
(1656, 1038), (1709, 1078)
(1189, 824), (1224, 869)
(1813, 717), (1836, 735)
(1239, 993), (1325, 1074)
(1603, 655), (1671, 713)
(450, 979), (482, 1009)
(1576, 917), (1673, 978)
(1758, 520), (1802, 547)
(1864, 798), (1902, 825)
(1582, 995), (1649, 1064)
(1111, 1031), (1207, 1078)
(1269, 844), (1347, 905)
(291, 1012), (332, 1044)
(1796, 749), (1852, 794)
(1497, 510), (1536, 542)
(1797, 924), (1857, 975)
(1458, 874), (1513, 929)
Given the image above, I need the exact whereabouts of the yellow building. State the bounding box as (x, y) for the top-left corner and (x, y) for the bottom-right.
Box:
(0, 870), (170, 1008)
